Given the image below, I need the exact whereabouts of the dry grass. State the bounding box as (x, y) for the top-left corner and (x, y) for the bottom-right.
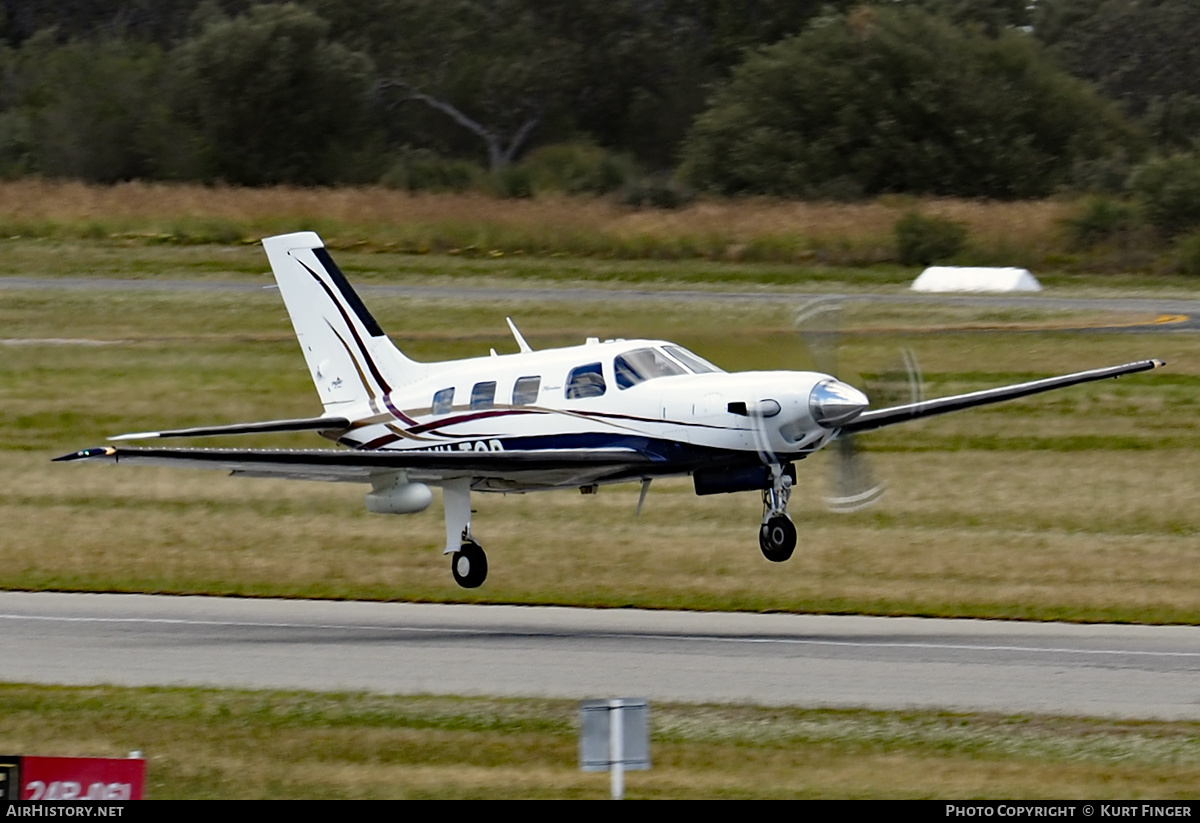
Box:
(0, 179), (1064, 234)
(7, 450), (1197, 620)
(0, 180), (1073, 265)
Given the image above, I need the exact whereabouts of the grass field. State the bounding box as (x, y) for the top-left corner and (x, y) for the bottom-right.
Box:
(1, 203), (1198, 798)
(4, 685), (1199, 799)
(2, 240), (1197, 621)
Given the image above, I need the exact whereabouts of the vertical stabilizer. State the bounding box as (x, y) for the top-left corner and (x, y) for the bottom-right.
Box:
(262, 232), (425, 410)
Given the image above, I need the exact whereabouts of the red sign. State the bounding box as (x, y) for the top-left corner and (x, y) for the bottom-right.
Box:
(16, 756), (145, 801)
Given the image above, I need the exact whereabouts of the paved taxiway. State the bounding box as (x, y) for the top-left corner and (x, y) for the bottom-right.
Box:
(5, 275), (1200, 317)
(3, 592), (1198, 719)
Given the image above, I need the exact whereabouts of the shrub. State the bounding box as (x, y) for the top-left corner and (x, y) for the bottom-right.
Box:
(492, 164), (534, 199)
(1175, 230), (1200, 275)
(621, 176), (695, 210)
(1130, 152), (1200, 237)
(519, 143), (633, 195)
(379, 148), (483, 193)
(1064, 196), (1140, 249)
(894, 211), (967, 265)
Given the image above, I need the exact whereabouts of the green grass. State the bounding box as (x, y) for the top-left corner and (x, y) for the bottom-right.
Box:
(3, 684), (1198, 799)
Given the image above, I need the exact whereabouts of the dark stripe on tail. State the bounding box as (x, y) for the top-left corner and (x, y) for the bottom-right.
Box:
(314, 248), (385, 338)
(300, 259), (392, 394)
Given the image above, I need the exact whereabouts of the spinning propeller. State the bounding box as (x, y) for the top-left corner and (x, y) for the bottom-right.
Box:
(794, 299), (921, 513)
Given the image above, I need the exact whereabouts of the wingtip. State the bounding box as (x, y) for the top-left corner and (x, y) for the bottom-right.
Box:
(53, 446), (117, 462)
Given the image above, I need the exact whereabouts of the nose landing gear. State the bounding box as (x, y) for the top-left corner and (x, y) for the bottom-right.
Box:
(759, 464), (797, 562)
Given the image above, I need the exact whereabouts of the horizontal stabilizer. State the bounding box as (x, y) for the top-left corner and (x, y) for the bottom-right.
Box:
(107, 416), (351, 441)
(842, 359), (1165, 435)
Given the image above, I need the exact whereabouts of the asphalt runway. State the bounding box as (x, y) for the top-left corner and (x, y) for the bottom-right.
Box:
(3, 592), (1198, 720)
(5, 276), (1200, 334)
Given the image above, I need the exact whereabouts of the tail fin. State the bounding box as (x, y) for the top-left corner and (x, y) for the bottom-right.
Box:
(262, 232), (426, 411)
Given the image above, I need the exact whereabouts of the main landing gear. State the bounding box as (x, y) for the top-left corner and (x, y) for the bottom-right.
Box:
(759, 464), (797, 562)
(451, 538), (488, 588)
(442, 478), (489, 588)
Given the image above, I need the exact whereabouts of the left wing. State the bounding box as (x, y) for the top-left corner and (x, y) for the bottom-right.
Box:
(53, 445), (655, 484)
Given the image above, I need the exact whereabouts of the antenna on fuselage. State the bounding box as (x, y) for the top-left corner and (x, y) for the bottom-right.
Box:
(507, 317), (533, 353)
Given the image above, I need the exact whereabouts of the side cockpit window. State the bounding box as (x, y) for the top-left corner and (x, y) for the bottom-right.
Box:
(512, 376), (541, 405)
(432, 387), (454, 415)
(614, 347), (686, 389)
(565, 362), (606, 399)
(470, 381), (496, 410)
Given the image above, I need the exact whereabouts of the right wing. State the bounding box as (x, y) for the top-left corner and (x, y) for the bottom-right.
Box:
(841, 359), (1164, 435)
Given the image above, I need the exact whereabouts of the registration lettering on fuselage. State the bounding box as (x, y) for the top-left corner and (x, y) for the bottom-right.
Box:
(415, 439), (505, 453)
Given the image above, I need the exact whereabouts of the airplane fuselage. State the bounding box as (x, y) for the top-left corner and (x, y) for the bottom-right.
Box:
(325, 337), (843, 492)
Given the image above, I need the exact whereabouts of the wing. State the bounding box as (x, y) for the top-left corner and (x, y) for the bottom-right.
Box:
(841, 359), (1164, 435)
(53, 445), (656, 486)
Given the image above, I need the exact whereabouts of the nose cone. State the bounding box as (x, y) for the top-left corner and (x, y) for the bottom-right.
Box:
(809, 379), (869, 427)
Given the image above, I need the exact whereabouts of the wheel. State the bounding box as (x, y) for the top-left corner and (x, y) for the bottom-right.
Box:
(759, 515), (797, 562)
(451, 540), (488, 588)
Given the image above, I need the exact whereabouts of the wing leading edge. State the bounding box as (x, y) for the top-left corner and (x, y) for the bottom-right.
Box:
(52, 445), (655, 484)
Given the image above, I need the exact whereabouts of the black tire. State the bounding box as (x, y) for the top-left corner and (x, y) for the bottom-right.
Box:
(451, 540), (488, 588)
(759, 516), (797, 562)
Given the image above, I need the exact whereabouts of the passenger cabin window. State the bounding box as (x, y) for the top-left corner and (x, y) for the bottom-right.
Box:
(431, 387), (454, 415)
(664, 345), (723, 374)
(512, 375), (541, 405)
(614, 347), (687, 389)
(470, 381), (496, 410)
(565, 362), (606, 399)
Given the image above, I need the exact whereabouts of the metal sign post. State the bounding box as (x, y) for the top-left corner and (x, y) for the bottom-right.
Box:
(579, 698), (650, 799)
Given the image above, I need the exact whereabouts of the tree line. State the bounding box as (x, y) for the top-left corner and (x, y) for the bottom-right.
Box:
(0, 0), (1198, 200)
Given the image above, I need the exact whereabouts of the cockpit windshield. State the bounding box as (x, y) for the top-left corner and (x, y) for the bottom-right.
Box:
(663, 345), (723, 374)
(614, 347), (687, 389)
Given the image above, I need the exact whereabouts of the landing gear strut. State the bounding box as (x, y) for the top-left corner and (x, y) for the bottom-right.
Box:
(759, 464), (797, 562)
(451, 539), (488, 588)
(442, 478), (488, 588)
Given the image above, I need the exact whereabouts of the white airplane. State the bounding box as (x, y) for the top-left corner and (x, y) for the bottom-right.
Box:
(56, 232), (1165, 588)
